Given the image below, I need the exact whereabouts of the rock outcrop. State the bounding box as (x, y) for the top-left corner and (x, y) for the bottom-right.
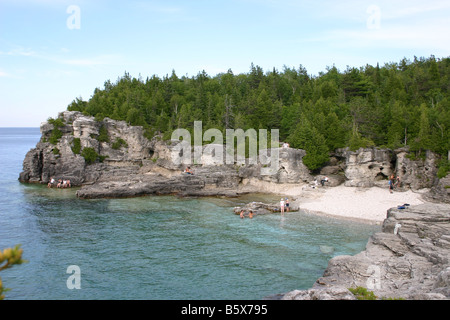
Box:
(233, 200), (299, 216)
(279, 203), (450, 300)
(336, 147), (395, 188)
(332, 147), (449, 202)
(19, 111), (153, 187)
(426, 173), (450, 204)
(19, 111), (448, 202)
(19, 111), (313, 198)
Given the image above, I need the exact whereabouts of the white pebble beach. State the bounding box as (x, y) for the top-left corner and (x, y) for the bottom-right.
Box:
(291, 185), (429, 224)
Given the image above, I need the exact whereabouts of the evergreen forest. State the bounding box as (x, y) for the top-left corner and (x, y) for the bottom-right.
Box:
(67, 55), (450, 171)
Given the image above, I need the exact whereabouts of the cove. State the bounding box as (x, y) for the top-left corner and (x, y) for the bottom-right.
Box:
(2, 184), (379, 300)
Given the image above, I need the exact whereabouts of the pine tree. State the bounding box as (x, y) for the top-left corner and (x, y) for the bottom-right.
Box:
(288, 119), (329, 170)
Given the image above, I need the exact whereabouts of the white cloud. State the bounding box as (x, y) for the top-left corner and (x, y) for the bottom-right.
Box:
(293, 0), (450, 54)
(0, 46), (37, 57)
(1, 42), (124, 67)
(322, 18), (450, 52)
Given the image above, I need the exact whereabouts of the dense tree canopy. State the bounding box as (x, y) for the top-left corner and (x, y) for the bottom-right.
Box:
(67, 55), (450, 170)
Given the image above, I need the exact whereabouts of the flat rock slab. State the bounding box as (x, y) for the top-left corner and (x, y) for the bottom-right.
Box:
(277, 203), (450, 300)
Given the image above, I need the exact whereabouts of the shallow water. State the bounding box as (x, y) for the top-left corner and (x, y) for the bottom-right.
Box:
(0, 128), (380, 300)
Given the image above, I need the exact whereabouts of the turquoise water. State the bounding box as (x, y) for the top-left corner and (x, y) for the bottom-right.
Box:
(0, 128), (380, 300)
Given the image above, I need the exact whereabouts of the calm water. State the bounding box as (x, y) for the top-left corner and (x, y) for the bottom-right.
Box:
(0, 128), (380, 300)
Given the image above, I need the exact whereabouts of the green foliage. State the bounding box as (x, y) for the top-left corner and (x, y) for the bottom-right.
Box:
(47, 117), (65, 145)
(0, 245), (27, 300)
(47, 117), (65, 128)
(72, 138), (81, 154)
(111, 138), (128, 150)
(97, 125), (110, 143)
(348, 287), (377, 300)
(65, 56), (450, 171)
(288, 119), (329, 170)
(52, 147), (60, 155)
(81, 147), (99, 165)
(437, 159), (450, 179)
(49, 128), (63, 145)
(348, 124), (376, 151)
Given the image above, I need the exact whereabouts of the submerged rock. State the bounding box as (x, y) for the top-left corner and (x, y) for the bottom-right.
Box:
(319, 245), (335, 254)
(233, 200), (299, 216)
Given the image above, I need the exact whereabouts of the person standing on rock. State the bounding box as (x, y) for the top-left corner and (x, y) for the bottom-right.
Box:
(280, 198), (285, 214)
(285, 198), (290, 212)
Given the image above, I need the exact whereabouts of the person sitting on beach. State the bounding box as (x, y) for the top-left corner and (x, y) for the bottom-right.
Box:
(47, 177), (55, 188)
(320, 176), (329, 187)
(57, 179), (62, 188)
(184, 167), (193, 175)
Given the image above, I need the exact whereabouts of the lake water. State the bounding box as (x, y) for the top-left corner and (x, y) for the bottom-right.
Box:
(0, 127), (380, 300)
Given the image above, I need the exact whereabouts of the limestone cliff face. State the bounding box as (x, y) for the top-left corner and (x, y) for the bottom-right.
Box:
(19, 111), (313, 198)
(19, 111), (448, 201)
(330, 147), (448, 202)
(335, 147), (395, 188)
(19, 111), (153, 186)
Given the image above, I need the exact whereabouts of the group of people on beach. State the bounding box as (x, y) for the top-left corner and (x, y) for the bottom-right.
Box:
(388, 174), (401, 194)
(47, 177), (71, 189)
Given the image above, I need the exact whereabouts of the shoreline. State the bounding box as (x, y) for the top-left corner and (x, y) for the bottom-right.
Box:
(24, 178), (431, 225)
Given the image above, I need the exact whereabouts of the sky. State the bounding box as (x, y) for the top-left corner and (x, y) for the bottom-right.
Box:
(1, 0), (449, 127)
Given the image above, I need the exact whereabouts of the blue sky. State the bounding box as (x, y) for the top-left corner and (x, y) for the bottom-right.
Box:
(1, 0), (449, 127)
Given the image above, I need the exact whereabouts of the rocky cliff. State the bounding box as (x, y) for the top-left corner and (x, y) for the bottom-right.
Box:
(279, 203), (450, 300)
(19, 111), (313, 198)
(19, 111), (449, 202)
